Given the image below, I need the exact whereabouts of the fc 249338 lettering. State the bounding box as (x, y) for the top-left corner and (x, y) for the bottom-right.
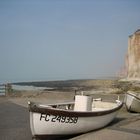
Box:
(40, 113), (78, 124)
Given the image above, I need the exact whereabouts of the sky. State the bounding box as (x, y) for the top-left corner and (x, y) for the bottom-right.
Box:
(0, 0), (140, 83)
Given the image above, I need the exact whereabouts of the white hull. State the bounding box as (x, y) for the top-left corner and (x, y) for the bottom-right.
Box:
(28, 99), (123, 137)
(30, 111), (118, 135)
(125, 91), (140, 113)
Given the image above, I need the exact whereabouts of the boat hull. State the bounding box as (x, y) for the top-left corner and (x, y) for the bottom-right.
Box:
(125, 92), (140, 113)
(30, 111), (118, 136)
(28, 101), (123, 137)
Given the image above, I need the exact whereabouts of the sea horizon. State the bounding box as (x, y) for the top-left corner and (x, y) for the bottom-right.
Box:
(0, 76), (119, 85)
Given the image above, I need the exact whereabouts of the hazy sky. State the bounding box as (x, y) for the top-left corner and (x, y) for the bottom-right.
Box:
(0, 0), (140, 83)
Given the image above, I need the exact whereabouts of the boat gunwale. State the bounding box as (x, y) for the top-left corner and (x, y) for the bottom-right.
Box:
(127, 92), (140, 101)
(28, 101), (123, 117)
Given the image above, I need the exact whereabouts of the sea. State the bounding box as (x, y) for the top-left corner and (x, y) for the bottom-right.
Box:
(12, 84), (54, 91)
(0, 84), (53, 95)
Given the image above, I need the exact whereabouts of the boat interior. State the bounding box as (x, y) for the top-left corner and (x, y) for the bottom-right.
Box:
(39, 98), (119, 112)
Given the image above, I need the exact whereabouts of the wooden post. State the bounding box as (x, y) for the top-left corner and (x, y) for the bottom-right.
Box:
(5, 83), (12, 96)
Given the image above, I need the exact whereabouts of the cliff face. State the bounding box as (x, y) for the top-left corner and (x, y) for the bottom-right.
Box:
(126, 29), (140, 79)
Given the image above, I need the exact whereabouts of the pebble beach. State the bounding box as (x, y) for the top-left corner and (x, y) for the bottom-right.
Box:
(0, 79), (140, 140)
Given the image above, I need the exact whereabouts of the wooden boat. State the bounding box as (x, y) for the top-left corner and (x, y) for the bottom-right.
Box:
(28, 95), (123, 139)
(125, 91), (140, 113)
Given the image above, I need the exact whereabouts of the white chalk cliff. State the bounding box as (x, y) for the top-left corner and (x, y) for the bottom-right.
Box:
(126, 29), (140, 79)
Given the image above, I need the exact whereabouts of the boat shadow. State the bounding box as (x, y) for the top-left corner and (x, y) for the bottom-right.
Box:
(33, 134), (81, 140)
(108, 117), (126, 127)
